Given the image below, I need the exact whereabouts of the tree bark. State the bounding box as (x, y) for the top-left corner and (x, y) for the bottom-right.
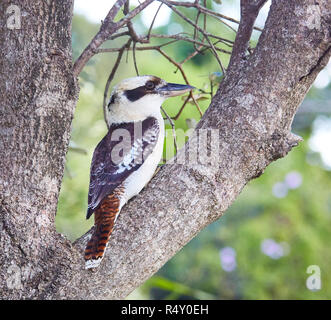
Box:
(0, 0), (330, 299)
(0, 0), (79, 298)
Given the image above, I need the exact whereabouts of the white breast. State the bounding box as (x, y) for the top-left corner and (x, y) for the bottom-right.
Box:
(120, 112), (164, 209)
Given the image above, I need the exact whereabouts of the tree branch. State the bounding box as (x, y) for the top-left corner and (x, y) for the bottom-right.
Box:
(227, 0), (268, 74)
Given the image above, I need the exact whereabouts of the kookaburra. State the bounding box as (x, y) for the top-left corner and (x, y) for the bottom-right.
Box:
(84, 75), (194, 269)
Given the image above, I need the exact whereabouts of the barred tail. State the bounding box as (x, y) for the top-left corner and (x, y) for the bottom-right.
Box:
(84, 193), (120, 269)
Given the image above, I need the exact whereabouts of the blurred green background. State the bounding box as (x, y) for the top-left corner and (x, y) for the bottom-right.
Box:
(56, 0), (331, 299)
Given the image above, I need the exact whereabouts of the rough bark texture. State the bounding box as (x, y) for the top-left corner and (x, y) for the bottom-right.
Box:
(0, 0), (79, 298)
(0, 0), (330, 299)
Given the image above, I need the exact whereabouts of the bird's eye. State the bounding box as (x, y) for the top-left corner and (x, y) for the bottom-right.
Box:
(145, 81), (155, 90)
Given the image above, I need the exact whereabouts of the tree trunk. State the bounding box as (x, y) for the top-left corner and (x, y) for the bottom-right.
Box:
(0, 0), (79, 298)
(0, 0), (330, 299)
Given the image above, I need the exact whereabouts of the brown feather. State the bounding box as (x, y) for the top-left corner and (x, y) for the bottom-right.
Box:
(84, 187), (123, 263)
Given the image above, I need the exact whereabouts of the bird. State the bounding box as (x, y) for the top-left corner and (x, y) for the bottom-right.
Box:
(84, 75), (194, 269)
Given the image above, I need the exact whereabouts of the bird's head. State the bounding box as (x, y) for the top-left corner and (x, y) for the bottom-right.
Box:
(106, 75), (194, 125)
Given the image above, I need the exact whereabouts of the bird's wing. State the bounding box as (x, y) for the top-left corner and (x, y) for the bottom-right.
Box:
(86, 117), (160, 219)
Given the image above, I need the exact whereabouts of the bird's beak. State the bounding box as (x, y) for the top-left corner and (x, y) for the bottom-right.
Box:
(157, 83), (195, 97)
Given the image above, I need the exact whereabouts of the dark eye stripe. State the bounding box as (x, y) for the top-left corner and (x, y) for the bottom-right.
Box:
(124, 86), (147, 102)
(123, 77), (162, 102)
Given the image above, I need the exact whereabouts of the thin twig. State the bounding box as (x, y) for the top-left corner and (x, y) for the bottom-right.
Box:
(159, 0), (226, 73)
(149, 34), (232, 54)
(132, 41), (139, 75)
(103, 39), (132, 128)
(178, 45), (203, 66)
(164, 0), (263, 32)
(97, 39), (179, 54)
(172, 94), (191, 121)
(189, 91), (203, 117)
(161, 106), (178, 154)
(156, 47), (202, 118)
(147, 2), (163, 40)
(193, 8), (203, 54)
(124, 0), (149, 44)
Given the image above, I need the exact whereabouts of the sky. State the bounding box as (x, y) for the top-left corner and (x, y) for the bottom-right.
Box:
(74, 0), (171, 28)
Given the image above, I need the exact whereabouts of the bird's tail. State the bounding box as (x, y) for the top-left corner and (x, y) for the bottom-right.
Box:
(84, 193), (121, 269)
